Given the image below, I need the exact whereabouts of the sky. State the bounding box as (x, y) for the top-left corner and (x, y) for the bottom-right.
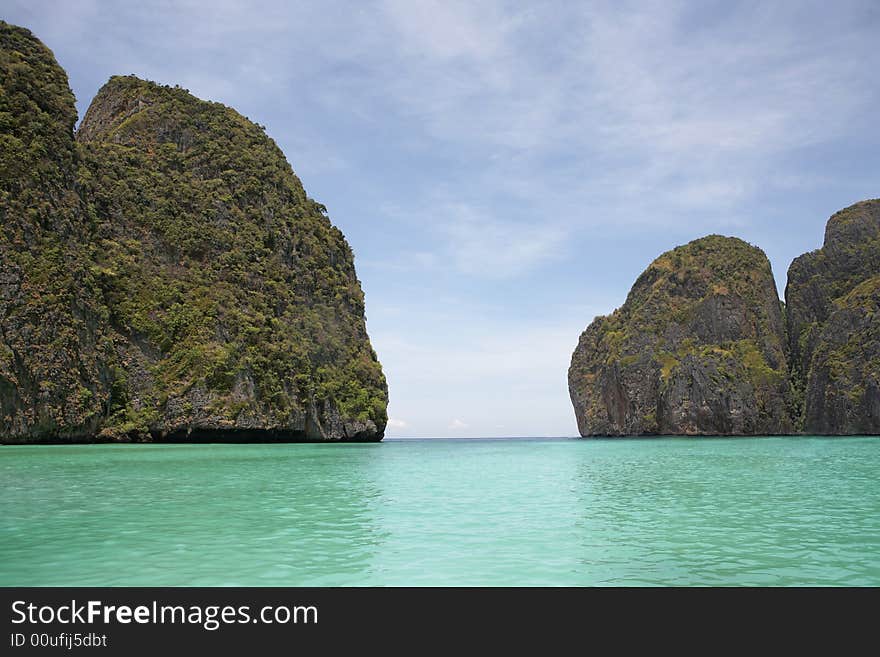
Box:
(5, 0), (879, 437)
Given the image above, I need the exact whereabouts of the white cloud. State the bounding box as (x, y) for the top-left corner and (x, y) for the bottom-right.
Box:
(448, 419), (469, 430)
(381, 0), (511, 62)
(362, 199), (569, 279)
(364, 0), (879, 234)
(440, 203), (569, 278)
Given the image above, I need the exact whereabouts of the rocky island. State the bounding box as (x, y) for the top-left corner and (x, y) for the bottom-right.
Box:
(569, 201), (880, 437)
(0, 22), (387, 443)
(568, 236), (793, 436)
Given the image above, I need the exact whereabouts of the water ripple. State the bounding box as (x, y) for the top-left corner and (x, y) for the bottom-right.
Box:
(1, 437), (878, 586)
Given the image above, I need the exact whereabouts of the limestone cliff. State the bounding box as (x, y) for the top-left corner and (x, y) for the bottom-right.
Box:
(569, 236), (794, 436)
(785, 200), (880, 434)
(0, 23), (387, 442)
(0, 23), (114, 440)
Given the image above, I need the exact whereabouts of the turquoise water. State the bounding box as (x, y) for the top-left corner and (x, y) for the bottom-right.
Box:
(1, 436), (878, 586)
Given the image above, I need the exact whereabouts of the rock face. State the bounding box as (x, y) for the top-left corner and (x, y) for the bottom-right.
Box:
(0, 23), (114, 440)
(0, 23), (387, 442)
(569, 236), (794, 436)
(785, 200), (880, 434)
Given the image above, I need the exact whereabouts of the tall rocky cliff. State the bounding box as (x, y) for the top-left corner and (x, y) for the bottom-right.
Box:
(785, 200), (880, 434)
(0, 22), (387, 443)
(570, 202), (880, 437)
(0, 23), (114, 440)
(569, 236), (793, 436)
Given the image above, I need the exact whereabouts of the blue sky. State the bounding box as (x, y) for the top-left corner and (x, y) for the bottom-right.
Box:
(6, 1), (879, 437)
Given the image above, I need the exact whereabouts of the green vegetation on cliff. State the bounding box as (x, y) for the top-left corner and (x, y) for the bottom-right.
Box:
(0, 23), (386, 442)
(0, 22), (112, 438)
(569, 235), (793, 436)
(571, 200), (880, 438)
(785, 200), (880, 434)
(76, 76), (387, 440)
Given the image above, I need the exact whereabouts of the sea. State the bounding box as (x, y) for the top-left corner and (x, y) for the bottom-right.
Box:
(1, 436), (877, 586)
